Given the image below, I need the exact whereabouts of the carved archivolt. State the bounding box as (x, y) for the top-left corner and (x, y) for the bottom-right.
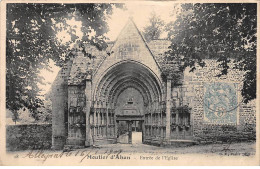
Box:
(94, 61), (162, 107)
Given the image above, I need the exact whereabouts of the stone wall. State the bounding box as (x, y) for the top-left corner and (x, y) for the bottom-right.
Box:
(115, 87), (144, 115)
(91, 19), (163, 98)
(51, 60), (72, 149)
(171, 59), (256, 143)
(6, 124), (52, 151)
(50, 18), (256, 147)
(67, 85), (86, 146)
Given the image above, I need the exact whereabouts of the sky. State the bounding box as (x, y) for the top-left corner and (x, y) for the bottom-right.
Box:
(105, 2), (178, 40)
(39, 2), (179, 95)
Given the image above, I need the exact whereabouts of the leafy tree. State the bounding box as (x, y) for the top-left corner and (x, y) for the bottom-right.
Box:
(37, 97), (52, 123)
(6, 3), (123, 121)
(143, 11), (165, 42)
(165, 3), (256, 103)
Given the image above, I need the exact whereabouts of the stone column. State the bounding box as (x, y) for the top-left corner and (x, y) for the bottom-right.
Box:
(115, 120), (119, 141)
(97, 101), (100, 136)
(93, 101), (97, 142)
(165, 78), (172, 140)
(128, 121), (133, 144)
(85, 80), (92, 146)
(142, 121), (145, 142)
(176, 109), (179, 139)
(106, 102), (109, 138)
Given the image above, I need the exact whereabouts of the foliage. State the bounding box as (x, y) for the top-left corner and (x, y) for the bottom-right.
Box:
(165, 3), (256, 103)
(36, 97), (52, 123)
(6, 3), (123, 121)
(142, 11), (165, 42)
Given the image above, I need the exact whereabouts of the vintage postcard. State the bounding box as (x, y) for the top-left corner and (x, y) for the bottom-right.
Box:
(0, 0), (259, 166)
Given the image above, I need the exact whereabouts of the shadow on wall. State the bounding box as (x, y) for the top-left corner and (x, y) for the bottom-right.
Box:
(118, 121), (128, 136)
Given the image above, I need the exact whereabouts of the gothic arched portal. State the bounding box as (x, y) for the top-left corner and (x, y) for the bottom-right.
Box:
(89, 61), (166, 145)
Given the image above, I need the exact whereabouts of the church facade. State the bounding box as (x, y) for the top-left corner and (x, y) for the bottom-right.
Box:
(51, 19), (256, 149)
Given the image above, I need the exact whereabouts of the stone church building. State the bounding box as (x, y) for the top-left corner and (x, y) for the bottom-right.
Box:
(51, 18), (256, 149)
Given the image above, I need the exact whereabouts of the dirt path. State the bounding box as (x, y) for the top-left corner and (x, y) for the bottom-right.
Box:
(7, 141), (256, 156)
(91, 141), (256, 156)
